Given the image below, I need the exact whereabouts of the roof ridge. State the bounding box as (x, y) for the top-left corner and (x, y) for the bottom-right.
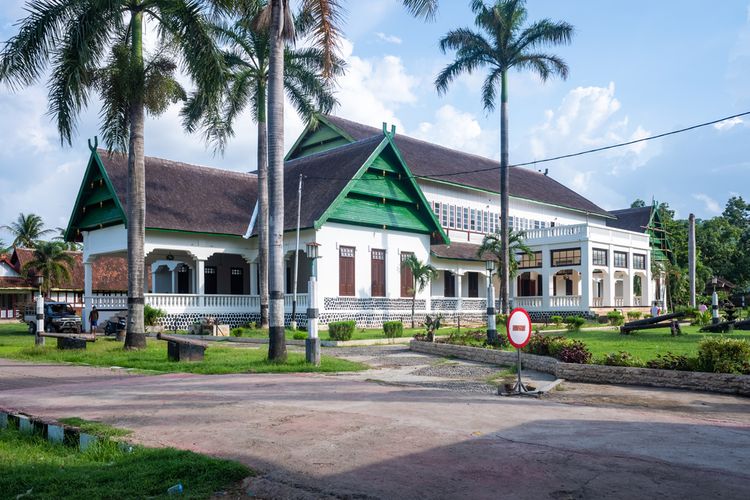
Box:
(284, 134), (383, 165)
(97, 148), (256, 179)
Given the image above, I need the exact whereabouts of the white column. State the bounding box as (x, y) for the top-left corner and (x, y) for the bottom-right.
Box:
(456, 273), (463, 312)
(195, 259), (205, 308)
(606, 249), (615, 307)
(624, 272), (634, 307)
(83, 260), (93, 332)
(580, 246), (591, 309)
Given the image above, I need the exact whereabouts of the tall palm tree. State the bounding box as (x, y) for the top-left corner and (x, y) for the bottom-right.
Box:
(403, 254), (438, 329)
(1, 213), (53, 248)
(436, 0), (573, 314)
(1, 0), (228, 350)
(260, 0), (439, 361)
(477, 229), (533, 280)
(183, 10), (341, 332)
(22, 241), (75, 296)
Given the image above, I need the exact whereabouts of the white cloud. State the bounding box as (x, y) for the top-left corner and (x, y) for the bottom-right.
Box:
(375, 32), (402, 44)
(523, 82), (659, 209)
(713, 116), (744, 131)
(412, 105), (499, 159)
(330, 38), (420, 131)
(692, 193), (722, 214)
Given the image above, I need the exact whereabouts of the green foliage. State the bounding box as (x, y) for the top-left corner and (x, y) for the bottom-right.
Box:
(230, 327), (243, 337)
(524, 334), (591, 364)
(691, 311), (712, 326)
(143, 304), (165, 327)
(292, 331), (307, 340)
(646, 352), (693, 371)
(1, 212), (53, 248)
(328, 320), (356, 341)
(476, 230), (533, 279)
(550, 315), (563, 327)
(599, 351), (642, 367)
(626, 311), (642, 321)
(557, 340), (592, 364)
(424, 314), (443, 341)
(606, 310), (624, 326)
(21, 241), (75, 295)
(564, 315), (586, 330)
(57, 417), (131, 438)
(697, 337), (750, 374)
(495, 313), (508, 326)
(383, 321), (404, 339)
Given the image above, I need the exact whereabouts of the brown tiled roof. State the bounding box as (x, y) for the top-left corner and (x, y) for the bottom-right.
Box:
(98, 150), (258, 236)
(606, 206), (652, 233)
(9, 248), (127, 292)
(431, 242), (494, 262)
(323, 115), (612, 218)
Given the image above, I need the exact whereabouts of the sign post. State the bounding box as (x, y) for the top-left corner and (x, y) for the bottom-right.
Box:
(505, 307), (536, 396)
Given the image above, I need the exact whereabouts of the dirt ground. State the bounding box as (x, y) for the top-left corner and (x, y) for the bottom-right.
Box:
(1, 348), (749, 499)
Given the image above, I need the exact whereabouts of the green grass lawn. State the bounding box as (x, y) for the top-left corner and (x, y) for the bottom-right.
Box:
(0, 427), (249, 499)
(234, 325), (467, 341)
(546, 325), (750, 361)
(0, 323), (366, 374)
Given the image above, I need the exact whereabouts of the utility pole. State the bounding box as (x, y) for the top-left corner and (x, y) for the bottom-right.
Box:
(291, 174), (302, 330)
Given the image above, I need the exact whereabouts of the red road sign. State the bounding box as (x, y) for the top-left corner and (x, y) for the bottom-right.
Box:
(507, 308), (532, 348)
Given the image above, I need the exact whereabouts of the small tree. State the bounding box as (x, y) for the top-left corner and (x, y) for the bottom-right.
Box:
(22, 241), (75, 296)
(403, 255), (438, 328)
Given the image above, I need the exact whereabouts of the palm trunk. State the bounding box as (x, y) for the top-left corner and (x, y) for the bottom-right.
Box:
(267, 0), (287, 362)
(257, 85), (269, 329)
(124, 10), (147, 349)
(499, 70), (510, 315)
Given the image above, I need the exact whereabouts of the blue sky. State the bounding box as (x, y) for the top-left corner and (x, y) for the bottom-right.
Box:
(1, 0), (749, 245)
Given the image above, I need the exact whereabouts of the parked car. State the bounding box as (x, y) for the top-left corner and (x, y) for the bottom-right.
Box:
(23, 301), (82, 335)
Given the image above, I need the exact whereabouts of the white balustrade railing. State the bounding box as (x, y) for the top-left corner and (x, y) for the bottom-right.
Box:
(203, 294), (259, 309)
(633, 297), (642, 306)
(614, 297), (625, 307)
(514, 296), (542, 308)
(550, 295), (581, 308)
(284, 294), (308, 309)
(523, 223), (587, 241)
(87, 295), (128, 310)
(593, 297), (603, 307)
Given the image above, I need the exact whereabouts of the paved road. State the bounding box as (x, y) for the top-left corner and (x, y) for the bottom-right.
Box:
(1, 354), (749, 499)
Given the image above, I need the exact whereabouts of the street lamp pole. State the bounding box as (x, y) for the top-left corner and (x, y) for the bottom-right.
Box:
(305, 242), (321, 365)
(485, 259), (497, 343)
(35, 275), (44, 346)
(711, 277), (719, 325)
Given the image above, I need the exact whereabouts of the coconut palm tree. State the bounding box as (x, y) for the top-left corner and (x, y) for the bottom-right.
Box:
(1, 0), (229, 350)
(402, 254), (438, 329)
(182, 10), (341, 331)
(53, 227), (82, 251)
(259, 0), (439, 361)
(22, 241), (75, 296)
(477, 229), (533, 280)
(436, 0), (574, 314)
(1, 213), (53, 248)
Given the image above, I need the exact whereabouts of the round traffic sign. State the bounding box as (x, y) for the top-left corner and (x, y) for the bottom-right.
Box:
(506, 308), (532, 348)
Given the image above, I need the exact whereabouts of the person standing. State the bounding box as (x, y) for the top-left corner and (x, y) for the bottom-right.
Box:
(650, 302), (660, 318)
(88, 306), (99, 333)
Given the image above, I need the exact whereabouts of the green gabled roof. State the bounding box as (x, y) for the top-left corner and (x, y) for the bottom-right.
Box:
(65, 147), (127, 242)
(285, 116), (357, 160)
(314, 132), (448, 243)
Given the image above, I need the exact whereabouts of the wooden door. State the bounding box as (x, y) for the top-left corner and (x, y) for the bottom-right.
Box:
(444, 271), (455, 297)
(177, 265), (190, 293)
(371, 249), (385, 297)
(468, 272), (478, 298)
(339, 246), (355, 296)
(400, 252), (414, 297)
(230, 267), (244, 295)
(204, 266), (217, 294)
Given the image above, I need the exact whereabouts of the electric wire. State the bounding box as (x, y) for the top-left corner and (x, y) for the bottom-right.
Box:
(300, 110), (750, 181)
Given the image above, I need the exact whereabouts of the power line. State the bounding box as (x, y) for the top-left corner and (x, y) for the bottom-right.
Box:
(301, 110), (750, 181)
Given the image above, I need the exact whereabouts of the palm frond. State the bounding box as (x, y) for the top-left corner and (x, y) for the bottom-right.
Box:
(514, 52), (568, 81)
(299, 0), (343, 78)
(401, 0), (439, 21)
(481, 67), (503, 112)
(435, 53), (487, 96)
(515, 19), (574, 53)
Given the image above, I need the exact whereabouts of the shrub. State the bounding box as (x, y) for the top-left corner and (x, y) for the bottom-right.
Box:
(144, 304), (165, 327)
(524, 334), (554, 356)
(548, 337), (575, 357)
(230, 327), (243, 337)
(328, 320), (355, 341)
(564, 315), (586, 330)
(691, 311), (712, 327)
(495, 314), (508, 327)
(550, 315), (563, 327)
(600, 351), (642, 367)
(557, 340), (592, 364)
(292, 331), (307, 340)
(626, 311), (642, 321)
(606, 310), (624, 326)
(646, 352), (693, 371)
(697, 337), (750, 374)
(643, 314), (652, 319)
(383, 321), (404, 339)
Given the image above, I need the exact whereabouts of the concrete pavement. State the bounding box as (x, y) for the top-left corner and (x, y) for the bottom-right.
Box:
(1, 356), (749, 499)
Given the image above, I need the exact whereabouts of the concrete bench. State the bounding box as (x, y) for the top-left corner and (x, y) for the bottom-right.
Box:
(39, 332), (97, 350)
(156, 333), (208, 362)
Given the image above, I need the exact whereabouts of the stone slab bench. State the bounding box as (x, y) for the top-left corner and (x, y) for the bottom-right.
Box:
(39, 332), (96, 350)
(156, 333), (208, 362)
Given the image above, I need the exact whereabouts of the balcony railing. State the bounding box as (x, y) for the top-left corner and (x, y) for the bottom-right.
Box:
(514, 296), (542, 308)
(524, 224), (587, 241)
(615, 297), (624, 307)
(550, 295), (581, 308)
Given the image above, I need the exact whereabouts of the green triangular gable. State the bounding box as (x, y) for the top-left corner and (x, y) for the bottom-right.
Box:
(646, 202), (674, 264)
(314, 134), (449, 244)
(286, 117), (355, 160)
(65, 149), (127, 242)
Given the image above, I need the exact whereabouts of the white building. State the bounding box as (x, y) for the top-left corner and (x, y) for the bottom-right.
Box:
(67, 115), (670, 329)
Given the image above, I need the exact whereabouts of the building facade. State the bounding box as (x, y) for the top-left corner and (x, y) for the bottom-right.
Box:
(67, 115), (666, 329)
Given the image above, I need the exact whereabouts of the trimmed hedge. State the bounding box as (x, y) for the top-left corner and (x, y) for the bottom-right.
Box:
(383, 321), (404, 339)
(328, 320), (355, 341)
(564, 315), (586, 330)
(697, 337), (750, 374)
